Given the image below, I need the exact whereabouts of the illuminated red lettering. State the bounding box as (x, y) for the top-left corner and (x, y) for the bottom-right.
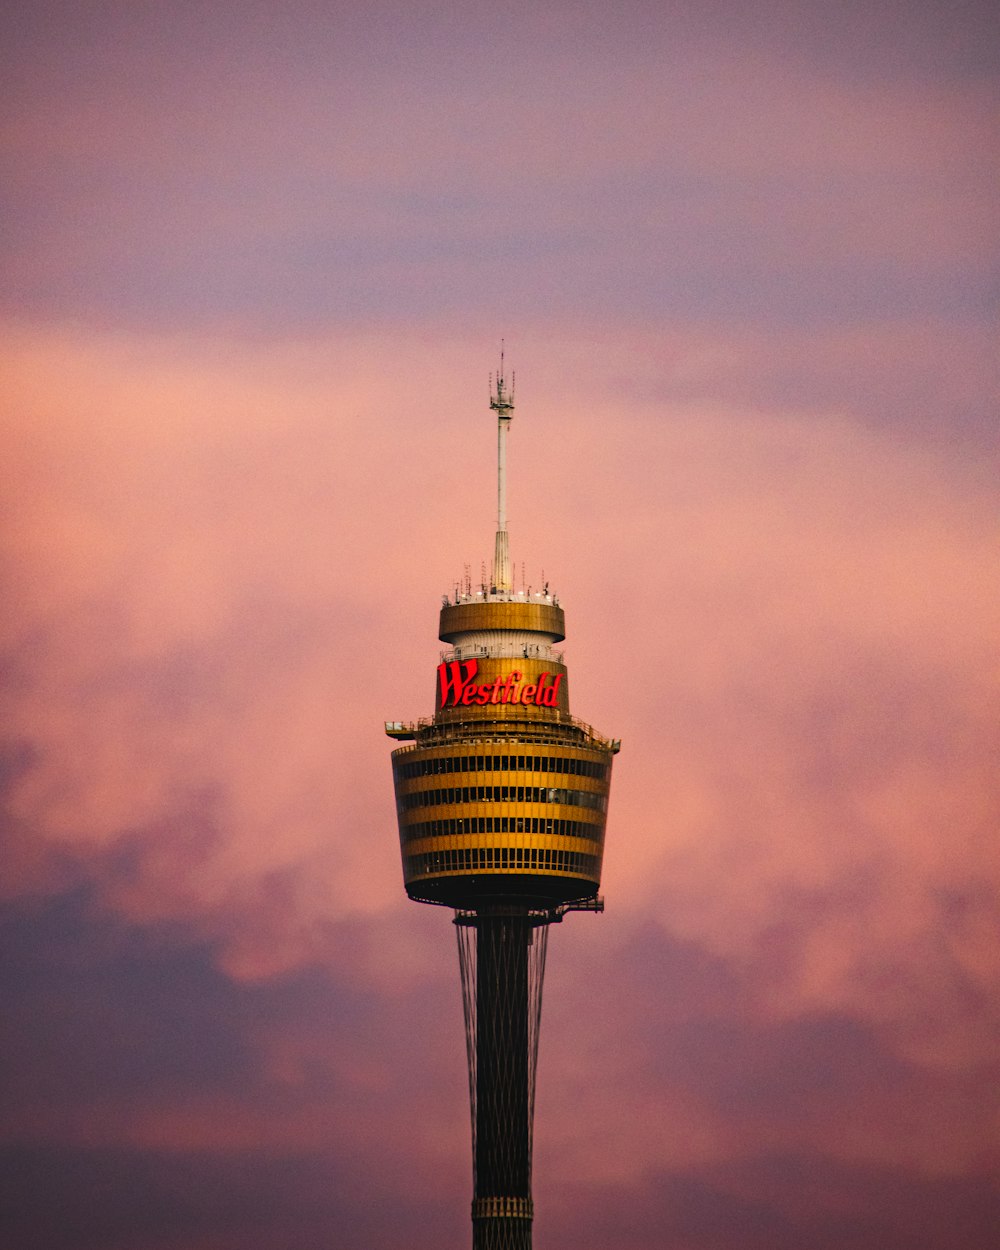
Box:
(500, 672), (520, 703)
(438, 659), (479, 705)
(436, 662), (564, 709)
(539, 673), (562, 707)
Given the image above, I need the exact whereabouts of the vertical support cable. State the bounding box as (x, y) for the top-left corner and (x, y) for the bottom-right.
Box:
(457, 913), (478, 1169)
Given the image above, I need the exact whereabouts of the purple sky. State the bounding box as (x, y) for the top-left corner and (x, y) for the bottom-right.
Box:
(2, 3), (998, 1248)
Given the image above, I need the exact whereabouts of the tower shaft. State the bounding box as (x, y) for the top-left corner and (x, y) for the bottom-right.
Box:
(459, 908), (548, 1250)
(476, 911), (531, 1202)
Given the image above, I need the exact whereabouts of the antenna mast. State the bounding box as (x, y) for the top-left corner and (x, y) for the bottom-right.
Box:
(489, 343), (515, 592)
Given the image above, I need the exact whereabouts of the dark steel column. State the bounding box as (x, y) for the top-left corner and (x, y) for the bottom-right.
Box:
(472, 908), (533, 1250)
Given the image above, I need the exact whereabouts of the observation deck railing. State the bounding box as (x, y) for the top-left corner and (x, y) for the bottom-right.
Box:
(440, 644), (565, 664)
(385, 711), (621, 754)
(444, 589), (559, 608)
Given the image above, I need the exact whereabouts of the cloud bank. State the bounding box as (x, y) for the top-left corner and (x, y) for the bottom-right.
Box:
(1, 2), (997, 1246)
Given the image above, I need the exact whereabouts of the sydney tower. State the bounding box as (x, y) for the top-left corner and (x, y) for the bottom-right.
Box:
(386, 358), (619, 1249)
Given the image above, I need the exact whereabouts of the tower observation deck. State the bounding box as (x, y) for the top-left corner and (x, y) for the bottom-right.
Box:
(386, 356), (619, 1250)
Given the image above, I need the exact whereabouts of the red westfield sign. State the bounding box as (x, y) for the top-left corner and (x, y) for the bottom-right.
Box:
(438, 658), (563, 708)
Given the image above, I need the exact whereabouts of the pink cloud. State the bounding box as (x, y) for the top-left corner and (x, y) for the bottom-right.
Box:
(1, 321), (996, 1236)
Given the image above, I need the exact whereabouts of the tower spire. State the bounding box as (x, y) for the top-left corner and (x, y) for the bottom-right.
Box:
(489, 343), (515, 592)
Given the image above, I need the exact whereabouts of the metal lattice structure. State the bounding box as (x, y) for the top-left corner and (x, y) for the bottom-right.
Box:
(387, 361), (618, 1248)
(456, 909), (550, 1249)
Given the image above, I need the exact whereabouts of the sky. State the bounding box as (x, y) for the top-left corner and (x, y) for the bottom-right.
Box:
(1, 1), (998, 1247)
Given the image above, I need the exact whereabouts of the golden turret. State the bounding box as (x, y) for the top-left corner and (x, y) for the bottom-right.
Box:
(386, 361), (618, 910)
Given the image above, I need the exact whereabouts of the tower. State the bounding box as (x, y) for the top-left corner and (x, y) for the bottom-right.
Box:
(386, 356), (619, 1249)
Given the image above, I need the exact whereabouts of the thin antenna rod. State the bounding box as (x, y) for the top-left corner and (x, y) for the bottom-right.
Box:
(489, 343), (515, 592)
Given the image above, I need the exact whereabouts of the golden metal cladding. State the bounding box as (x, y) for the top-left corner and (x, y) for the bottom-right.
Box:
(390, 588), (616, 906)
(439, 599), (565, 643)
(391, 732), (614, 903)
(402, 833), (605, 857)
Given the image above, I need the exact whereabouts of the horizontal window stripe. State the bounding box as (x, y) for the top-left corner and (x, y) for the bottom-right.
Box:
(397, 785), (608, 814)
(404, 834), (604, 858)
(396, 753), (610, 781)
(400, 815), (606, 843)
(403, 845), (601, 880)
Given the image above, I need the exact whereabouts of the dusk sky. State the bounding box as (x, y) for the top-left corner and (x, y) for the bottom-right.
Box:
(2, 2), (998, 1248)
